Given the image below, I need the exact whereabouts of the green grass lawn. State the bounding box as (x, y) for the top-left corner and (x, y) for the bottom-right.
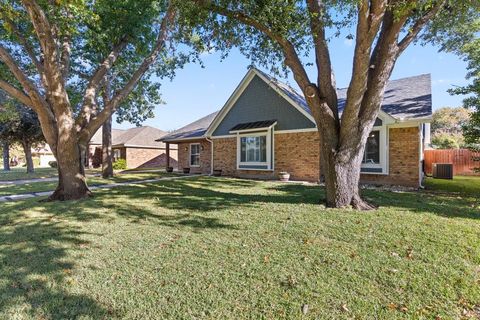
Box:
(0, 177), (479, 319)
(0, 167), (58, 181)
(425, 175), (480, 197)
(0, 171), (180, 196)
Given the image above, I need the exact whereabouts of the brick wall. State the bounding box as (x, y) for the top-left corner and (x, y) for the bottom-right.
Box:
(212, 131), (321, 182)
(177, 140), (211, 174)
(175, 127), (421, 187)
(125, 147), (178, 169)
(360, 126), (420, 187)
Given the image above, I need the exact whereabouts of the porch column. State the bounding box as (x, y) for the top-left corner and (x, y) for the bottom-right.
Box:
(166, 142), (170, 168)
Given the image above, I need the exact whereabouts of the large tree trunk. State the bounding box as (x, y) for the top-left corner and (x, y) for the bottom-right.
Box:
(48, 133), (91, 201)
(2, 141), (10, 171)
(319, 127), (377, 210)
(102, 115), (113, 178)
(21, 140), (34, 173)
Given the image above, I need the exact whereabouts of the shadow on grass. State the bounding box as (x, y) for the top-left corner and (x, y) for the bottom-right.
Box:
(0, 218), (109, 318)
(0, 176), (478, 317)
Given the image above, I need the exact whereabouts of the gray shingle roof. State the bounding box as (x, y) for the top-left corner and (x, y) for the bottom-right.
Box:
(91, 126), (170, 148)
(260, 70), (432, 120)
(90, 128), (127, 145)
(159, 111), (219, 142)
(159, 70), (432, 142)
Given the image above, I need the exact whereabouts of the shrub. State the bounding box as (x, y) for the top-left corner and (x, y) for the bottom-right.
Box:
(112, 159), (127, 170)
(48, 161), (58, 168)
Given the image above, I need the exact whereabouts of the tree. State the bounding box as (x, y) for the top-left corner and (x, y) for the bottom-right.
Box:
(424, 12), (480, 148)
(431, 106), (471, 149)
(1, 141), (10, 171)
(0, 0), (188, 200)
(179, 0), (475, 209)
(0, 102), (44, 173)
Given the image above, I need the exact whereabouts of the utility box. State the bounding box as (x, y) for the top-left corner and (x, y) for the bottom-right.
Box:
(432, 163), (453, 179)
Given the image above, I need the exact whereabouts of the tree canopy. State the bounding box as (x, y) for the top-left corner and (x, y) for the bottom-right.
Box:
(0, 0), (201, 199)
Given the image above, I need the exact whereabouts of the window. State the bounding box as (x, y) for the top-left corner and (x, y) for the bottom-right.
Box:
(240, 136), (267, 163)
(363, 131), (380, 164)
(190, 144), (200, 167)
(236, 130), (273, 170)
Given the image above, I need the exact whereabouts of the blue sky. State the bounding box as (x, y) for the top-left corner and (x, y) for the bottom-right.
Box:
(114, 36), (469, 131)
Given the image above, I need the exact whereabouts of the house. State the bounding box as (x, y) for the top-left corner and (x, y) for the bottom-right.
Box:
(159, 68), (432, 187)
(89, 126), (178, 169)
(31, 144), (56, 167)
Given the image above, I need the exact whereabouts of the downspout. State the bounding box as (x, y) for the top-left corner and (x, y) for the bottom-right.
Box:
(206, 137), (213, 175)
(419, 123), (425, 189)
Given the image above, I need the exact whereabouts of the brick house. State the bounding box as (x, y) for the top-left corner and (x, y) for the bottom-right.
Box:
(159, 68), (432, 187)
(89, 126), (178, 169)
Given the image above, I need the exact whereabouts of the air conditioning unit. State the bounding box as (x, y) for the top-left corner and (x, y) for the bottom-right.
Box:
(432, 163), (453, 179)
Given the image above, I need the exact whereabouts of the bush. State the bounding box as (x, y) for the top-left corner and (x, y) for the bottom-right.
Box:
(48, 161), (58, 168)
(112, 159), (127, 170)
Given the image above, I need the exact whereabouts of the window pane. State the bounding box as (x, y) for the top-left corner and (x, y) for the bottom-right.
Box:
(190, 144), (200, 166)
(363, 131), (380, 164)
(260, 136), (267, 162)
(190, 155), (199, 166)
(240, 137), (246, 162)
(239, 135), (268, 163)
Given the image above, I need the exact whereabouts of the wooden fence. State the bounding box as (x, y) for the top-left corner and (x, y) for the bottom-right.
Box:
(424, 149), (480, 176)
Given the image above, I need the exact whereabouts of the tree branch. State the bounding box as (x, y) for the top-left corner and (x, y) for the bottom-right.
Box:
(305, 0), (338, 115)
(397, 0), (447, 54)
(339, 0), (387, 143)
(21, 0), (72, 120)
(0, 79), (34, 107)
(75, 37), (129, 130)
(0, 44), (49, 113)
(0, 12), (45, 75)
(78, 4), (176, 144)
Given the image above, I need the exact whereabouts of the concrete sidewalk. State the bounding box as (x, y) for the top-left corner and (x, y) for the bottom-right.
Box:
(0, 177), (59, 185)
(0, 174), (203, 202)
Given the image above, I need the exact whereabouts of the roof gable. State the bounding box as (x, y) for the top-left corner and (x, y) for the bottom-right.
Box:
(210, 72), (316, 136)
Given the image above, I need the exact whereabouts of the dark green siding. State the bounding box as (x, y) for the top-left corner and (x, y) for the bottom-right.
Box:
(212, 75), (315, 136)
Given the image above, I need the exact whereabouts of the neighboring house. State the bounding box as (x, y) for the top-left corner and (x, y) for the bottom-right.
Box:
(31, 144), (56, 167)
(89, 126), (178, 169)
(159, 68), (432, 187)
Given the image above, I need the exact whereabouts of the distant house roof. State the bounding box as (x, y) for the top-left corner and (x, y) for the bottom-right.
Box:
(158, 111), (219, 142)
(90, 128), (126, 145)
(159, 69), (432, 142)
(91, 126), (173, 149)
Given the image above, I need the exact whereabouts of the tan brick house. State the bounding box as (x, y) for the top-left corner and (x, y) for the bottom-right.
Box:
(89, 126), (178, 169)
(160, 68), (432, 187)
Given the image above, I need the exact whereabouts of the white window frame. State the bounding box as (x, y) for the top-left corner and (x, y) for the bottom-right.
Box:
(236, 130), (272, 170)
(361, 123), (388, 175)
(189, 143), (201, 167)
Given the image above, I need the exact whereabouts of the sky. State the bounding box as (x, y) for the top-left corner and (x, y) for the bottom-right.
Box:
(113, 36), (469, 132)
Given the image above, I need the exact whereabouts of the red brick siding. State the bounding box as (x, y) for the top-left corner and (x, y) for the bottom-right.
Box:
(125, 147), (178, 169)
(360, 126), (420, 187)
(177, 127), (420, 187)
(212, 131), (321, 182)
(177, 140), (211, 174)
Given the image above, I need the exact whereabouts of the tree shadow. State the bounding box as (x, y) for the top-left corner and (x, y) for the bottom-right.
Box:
(0, 218), (110, 318)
